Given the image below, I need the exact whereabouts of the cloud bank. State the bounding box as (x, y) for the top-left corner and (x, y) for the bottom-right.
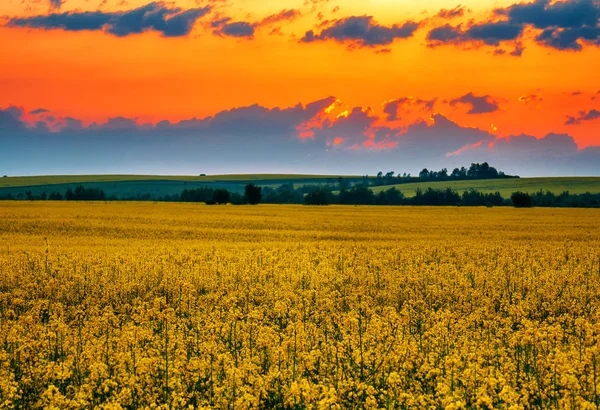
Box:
(1, 97), (599, 176)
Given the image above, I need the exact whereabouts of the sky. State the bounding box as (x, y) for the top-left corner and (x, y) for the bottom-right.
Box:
(0, 0), (599, 176)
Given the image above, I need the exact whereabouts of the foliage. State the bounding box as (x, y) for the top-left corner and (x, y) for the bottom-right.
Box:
(212, 188), (230, 205)
(65, 185), (106, 201)
(180, 187), (214, 203)
(304, 188), (332, 205)
(244, 184), (262, 205)
(511, 191), (533, 208)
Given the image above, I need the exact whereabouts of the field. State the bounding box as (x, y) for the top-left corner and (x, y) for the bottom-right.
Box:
(1, 202), (600, 408)
(372, 177), (600, 197)
(2, 175), (600, 201)
(0, 174), (355, 188)
(0, 174), (358, 199)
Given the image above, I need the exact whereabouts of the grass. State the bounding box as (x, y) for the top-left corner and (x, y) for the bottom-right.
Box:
(371, 177), (600, 197)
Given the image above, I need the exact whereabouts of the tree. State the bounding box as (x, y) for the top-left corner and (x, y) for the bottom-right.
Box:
(304, 188), (331, 205)
(511, 191), (533, 208)
(49, 192), (63, 201)
(419, 168), (430, 179)
(212, 189), (230, 205)
(244, 184), (262, 205)
(181, 187), (214, 203)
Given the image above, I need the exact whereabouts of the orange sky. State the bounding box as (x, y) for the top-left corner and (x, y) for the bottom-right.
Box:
(1, 0), (599, 147)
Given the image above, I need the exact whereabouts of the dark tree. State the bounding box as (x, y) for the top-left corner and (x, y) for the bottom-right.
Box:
(511, 192), (533, 208)
(304, 188), (331, 205)
(339, 185), (375, 205)
(181, 187), (214, 203)
(244, 184), (262, 205)
(212, 189), (230, 205)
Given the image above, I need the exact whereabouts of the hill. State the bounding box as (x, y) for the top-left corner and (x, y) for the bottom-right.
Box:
(371, 177), (600, 197)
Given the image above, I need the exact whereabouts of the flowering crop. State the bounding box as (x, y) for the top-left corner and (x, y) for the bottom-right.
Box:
(0, 202), (599, 409)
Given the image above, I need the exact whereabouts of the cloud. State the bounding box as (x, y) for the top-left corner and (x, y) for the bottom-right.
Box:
(428, 0), (600, 53)
(565, 109), (600, 125)
(535, 26), (600, 51)
(300, 16), (421, 48)
(436, 6), (467, 19)
(2, 98), (599, 176)
(7, 2), (211, 37)
(0, 107), (26, 131)
(497, 0), (600, 50)
(213, 21), (255, 37)
(30, 108), (50, 115)
(518, 93), (543, 106)
(499, 0), (599, 29)
(211, 9), (301, 38)
(49, 0), (65, 10)
(258, 9), (301, 26)
(450, 93), (500, 114)
(383, 97), (436, 121)
(427, 21), (524, 47)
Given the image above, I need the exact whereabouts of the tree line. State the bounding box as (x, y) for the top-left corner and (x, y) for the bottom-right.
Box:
(2, 183), (598, 208)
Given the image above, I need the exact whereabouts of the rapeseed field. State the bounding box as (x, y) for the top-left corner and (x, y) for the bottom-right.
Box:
(0, 202), (599, 409)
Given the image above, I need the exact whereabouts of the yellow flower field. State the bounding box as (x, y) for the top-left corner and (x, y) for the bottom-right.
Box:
(0, 202), (599, 409)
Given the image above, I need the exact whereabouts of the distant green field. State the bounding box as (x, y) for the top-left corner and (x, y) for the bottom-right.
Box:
(372, 177), (600, 197)
(0, 174), (359, 188)
(0, 174), (361, 199)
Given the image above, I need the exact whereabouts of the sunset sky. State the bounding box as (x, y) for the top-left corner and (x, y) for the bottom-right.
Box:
(1, 0), (599, 175)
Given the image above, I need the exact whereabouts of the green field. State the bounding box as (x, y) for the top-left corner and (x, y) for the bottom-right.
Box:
(372, 177), (600, 197)
(0, 174), (357, 188)
(1, 174), (599, 200)
(0, 174), (358, 199)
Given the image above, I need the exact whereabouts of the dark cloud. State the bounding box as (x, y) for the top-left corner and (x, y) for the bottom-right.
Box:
(427, 21), (524, 47)
(450, 93), (500, 114)
(211, 9), (300, 38)
(535, 26), (600, 50)
(0, 107), (25, 131)
(49, 0), (65, 10)
(565, 109), (600, 125)
(300, 16), (421, 47)
(436, 6), (467, 19)
(383, 97), (436, 121)
(258, 9), (301, 26)
(30, 108), (50, 115)
(428, 0), (600, 52)
(500, 0), (599, 29)
(497, 0), (600, 50)
(7, 2), (211, 37)
(214, 21), (255, 37)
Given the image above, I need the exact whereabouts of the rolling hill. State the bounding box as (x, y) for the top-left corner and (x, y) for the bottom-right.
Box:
(371, 177), (600, 197)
